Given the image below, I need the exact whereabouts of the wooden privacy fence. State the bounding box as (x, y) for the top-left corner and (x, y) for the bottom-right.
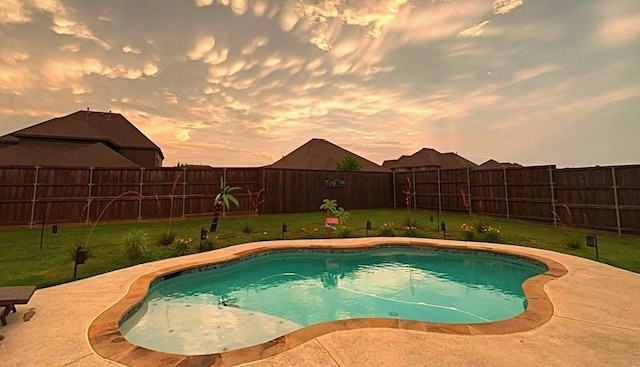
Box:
(0, 166), (392, 226)
(393, 165), (640, 234)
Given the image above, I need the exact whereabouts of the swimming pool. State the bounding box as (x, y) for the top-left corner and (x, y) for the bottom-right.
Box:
(119, 245), (546, 355)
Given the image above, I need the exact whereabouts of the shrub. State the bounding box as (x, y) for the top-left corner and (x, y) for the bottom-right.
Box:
(242, 220), (253, 234)
(563, 231), (583, 249)
(483, 229), (501, 243)
(158, 230), (177, 246)
(173, 236), (193, 256)
(336, 225), (354, 238)
(474, 218), (494, 234)
(200, 238), (215, 251)
(403, 228), (418, 237)
(378, 222), (395, 237)
(123, 230), (149, 259)
(461, 223), (475, 241)
(402, 217), (418, 230)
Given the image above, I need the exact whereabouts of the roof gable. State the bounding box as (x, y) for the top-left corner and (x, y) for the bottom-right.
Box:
(268, 138), (389, 172)
(4, 110), (163, 158)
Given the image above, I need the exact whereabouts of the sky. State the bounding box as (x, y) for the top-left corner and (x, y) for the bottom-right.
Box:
(0, 0), (639, 168)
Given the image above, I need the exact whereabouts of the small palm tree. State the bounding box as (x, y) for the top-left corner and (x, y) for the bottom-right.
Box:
(320, 198), (338, 217)
(210, 178), (241, 232)
(333, 207), (350, 224)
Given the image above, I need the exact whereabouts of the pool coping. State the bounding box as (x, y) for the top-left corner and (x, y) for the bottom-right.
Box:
(87, 239), (568, 367)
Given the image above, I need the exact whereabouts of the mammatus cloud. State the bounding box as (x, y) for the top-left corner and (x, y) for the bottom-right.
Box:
(0, 0), (638, 168)
(492, 0), (524, 15)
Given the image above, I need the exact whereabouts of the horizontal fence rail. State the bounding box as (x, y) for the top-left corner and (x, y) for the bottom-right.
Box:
(393, 164), (640, 234)
(0, 164), (638, 233)
(0, 166), (393, 227)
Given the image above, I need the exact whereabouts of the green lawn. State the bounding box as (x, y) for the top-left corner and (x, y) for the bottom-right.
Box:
(1, 208), (638, 288)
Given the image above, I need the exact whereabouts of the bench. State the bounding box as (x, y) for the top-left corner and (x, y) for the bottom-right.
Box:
(1, 286), (36, 326)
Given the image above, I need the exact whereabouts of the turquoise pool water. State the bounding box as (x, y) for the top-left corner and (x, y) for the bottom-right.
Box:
(120, 246), (546, 355)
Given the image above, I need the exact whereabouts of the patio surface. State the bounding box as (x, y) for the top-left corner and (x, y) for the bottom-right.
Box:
(1, 238), (639, 367)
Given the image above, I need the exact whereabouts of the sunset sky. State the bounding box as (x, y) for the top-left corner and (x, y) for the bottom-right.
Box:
(0, 0), (638, 168)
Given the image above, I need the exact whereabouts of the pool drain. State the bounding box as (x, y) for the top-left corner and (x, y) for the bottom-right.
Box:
(389, 311), (399, 317)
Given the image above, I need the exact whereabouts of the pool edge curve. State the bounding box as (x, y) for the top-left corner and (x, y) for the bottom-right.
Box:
(87, 239), (568, 367)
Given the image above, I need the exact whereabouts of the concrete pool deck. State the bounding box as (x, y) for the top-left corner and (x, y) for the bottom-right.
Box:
(1, 238), (639, 366)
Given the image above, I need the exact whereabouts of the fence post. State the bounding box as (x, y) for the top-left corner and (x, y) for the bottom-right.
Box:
(86, 167), (94, 224)
(611, 166), (622, 236)
(503, 167), (510, 220)
(138, 167), (144, 221)
(29, 165), (40, 228)
(392, 171), (396, 208)
(437, 169), (442, 223)
(222, 167), (227, 217)
(182, 167), (187, 219)
(466, 167), (472, 215)
(548, 166), (557, 228)
(412, 169), (417, 209)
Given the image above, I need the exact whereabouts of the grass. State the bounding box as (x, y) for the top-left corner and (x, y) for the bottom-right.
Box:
(1, 209), (638, 288)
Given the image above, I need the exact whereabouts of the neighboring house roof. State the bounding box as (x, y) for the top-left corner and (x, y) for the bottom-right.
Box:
(385, 148), (478, 170)
(2, 110), (164, 158)
(0, 142), (139, 167)
(478, 159), (523, 170)
(267, 138), (390, 172)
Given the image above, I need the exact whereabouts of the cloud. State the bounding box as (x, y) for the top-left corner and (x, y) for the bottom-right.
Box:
(195, 0), (214, 7)
(188, 37), (216, 60)
(241, 37), (270, 55)
(230, 0), (249, 15)
(492, 0), (524, 15)
(59, 43), (81, 52)
(0, 0), (31, 24)
(122, 45), (142, 54)
(458, 20), (491, 38)
(597, 3), (640, 47)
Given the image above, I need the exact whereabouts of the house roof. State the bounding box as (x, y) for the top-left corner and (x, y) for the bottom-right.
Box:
(0, 141), (139, 167)
(385, 148), (478, 170)
(2, 110), (164, 159)
(267, 138), (390, 172)
(478, 159), (523, 170)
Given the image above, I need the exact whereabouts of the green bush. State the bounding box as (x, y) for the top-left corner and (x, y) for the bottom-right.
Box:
(402, 217), (418, 229)
(462, 230), (475, 241)
(336, 225), (354, 238)
(563, 231), (583, 249)
(173, 236), (193, 256)
(158, 230), (177, 246)
(378, 222), (395, 237)
(483, 230), (501, 243)
(200, 238), (215, 251)
(242, 220), (253, 234)
(403, 228), (418, 237)
(123, 230), (149, 260)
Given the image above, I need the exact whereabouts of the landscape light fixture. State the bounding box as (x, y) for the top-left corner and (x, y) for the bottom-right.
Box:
(586, 233), (599, 261)
(441, 221), (447, 239)
(73, 246), (87, 280)
(282, 222), (288, 239)
(52, 224), (58, 234)
(199, 228), (208, 252)
(366, 220), (372, 236)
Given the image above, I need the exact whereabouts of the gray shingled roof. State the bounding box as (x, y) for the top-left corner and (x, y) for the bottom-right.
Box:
(0, 142), (139, 167)
(267, 138), (390, 172)
(384, 148), (477, 170)
(3, 110), (163, 158)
